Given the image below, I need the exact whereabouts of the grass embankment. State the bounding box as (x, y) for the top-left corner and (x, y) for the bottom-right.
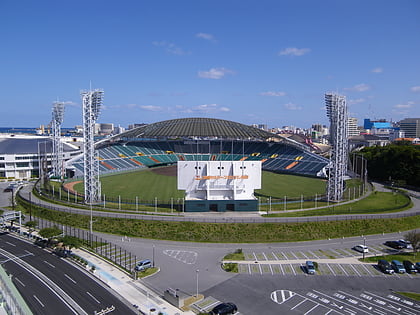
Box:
(396, 292), (420, 302)
(360, 252), (420, 263)
(17, 195), (420, 243)
(264, 191), (412, 217)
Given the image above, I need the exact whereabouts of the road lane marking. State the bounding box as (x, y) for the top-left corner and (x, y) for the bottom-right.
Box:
(14, 277), (25, 287)
(33, 295), (45, 307)
(290, 298), (308, 310)
(86, 291), (101, 304)
(5, 241), (16, 247)
(64, 274), (77, 284)
(44, 260), (56, 268)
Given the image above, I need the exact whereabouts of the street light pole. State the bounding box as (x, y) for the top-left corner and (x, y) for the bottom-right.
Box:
(196, 269), (199, 297)
(363, 237), (366, 260)
(152, 245), (155, 267)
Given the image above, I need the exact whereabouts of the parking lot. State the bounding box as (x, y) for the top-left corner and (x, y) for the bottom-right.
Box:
(271, 289), (420, 315)
(236, 245), (419, 278)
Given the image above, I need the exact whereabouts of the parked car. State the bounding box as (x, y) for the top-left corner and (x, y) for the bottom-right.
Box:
(305, 261), (316, 274)
(134, 259), (152, 272)
(384, 241), (404, 250)
(377, 259), (394, 274)
(210, 302), (238, 315)
(391, 260), (406, 273)
(415, 262), (420, 272)
(397, 239), (413, 249)
(353, 245), (369, 253)
(403, 260), (417, 273)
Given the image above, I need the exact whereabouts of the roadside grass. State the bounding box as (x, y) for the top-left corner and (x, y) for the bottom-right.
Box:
(17, 196), (420, 243)
(263, 191), (412, 217)
(396, 292), (420, 302)
(136, 267), (158, 278)
(223, 249), (244, 260)
(360, 252), (420, 263)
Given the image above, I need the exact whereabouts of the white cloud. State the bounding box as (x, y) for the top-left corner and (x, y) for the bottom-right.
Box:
(348, 98), (366, 105)
(394, 101), (414, 109)
(344, 83), (371, 92)
(278, 47), (310, 56)
(260, 91), (286, 97)
(410, 86), (420, 92)
(371, 67), (383, 73)
(191, 103), (230, 113)
(139, 105), (163, 111)
(284, 102), (302, 110)
(196, 32), (215, 41)
(152, 41), (189, 55)
(198, 67), (235, 79)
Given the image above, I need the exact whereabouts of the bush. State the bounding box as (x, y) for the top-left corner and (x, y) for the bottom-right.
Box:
(222, 263), (238, 273)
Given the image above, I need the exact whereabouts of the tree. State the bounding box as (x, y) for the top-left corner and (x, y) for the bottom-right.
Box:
(404, 230), (420, 253)
(25, 220), (38, 229)
(38, 226), (62, 239)
(59, 235), (81, 251)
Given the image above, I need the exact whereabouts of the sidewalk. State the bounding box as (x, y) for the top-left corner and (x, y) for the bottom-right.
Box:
(72, 248), (195, 315)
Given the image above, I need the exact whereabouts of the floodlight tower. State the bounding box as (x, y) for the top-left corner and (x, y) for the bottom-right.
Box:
(325, 93), (348, 202)
(51, 101), (65, 180)
(81, 89), (104, 204)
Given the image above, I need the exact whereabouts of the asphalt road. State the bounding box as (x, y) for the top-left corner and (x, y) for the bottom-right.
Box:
(0, 232), (136, 315)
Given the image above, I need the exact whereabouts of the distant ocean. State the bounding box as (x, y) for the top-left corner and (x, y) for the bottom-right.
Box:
(0, 127), (74, 135)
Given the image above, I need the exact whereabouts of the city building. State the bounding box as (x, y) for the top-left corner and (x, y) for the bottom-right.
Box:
(398, 118), (420, 138)
(347, 117), (359, 137)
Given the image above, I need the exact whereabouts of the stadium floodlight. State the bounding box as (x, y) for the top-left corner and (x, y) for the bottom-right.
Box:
(325, 92), (348, 202)
(81, 88), (104, 204)
(51, 101), (65, 180)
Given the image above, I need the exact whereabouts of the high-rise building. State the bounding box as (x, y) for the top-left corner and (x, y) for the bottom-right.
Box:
(399, 118), (420, 138)
(347, 117), (359, 137)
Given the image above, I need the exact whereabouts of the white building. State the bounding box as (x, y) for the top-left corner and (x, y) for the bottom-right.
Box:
(0, 135), (81, 179)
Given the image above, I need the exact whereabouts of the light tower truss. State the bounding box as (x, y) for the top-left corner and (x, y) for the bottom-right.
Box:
(51, 101), (65, 180)
(325, 93), (348, 202)
(82, 89), (104, 204)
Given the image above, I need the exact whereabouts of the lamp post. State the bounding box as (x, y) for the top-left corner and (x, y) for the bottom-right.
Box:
(363, 237), (366, 260)
(152, 244), (155, 267)
(196, 269), (199, 297)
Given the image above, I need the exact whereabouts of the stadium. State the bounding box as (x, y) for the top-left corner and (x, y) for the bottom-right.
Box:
(67, 117), (330, 212)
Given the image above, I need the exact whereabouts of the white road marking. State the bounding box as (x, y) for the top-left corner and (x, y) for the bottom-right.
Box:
(6, 241), (16, 247)
(269, 264), (273, 275)
(33, 295), (45, 307)
(325, 263), (336, 276)
(290, 264), (296, 275)
(337, 264), (348, 276)
(304, 303), (319, 314)
(271, 252), (279, 260)
(290, 298), (308, 310)
(86, 291), (101, 304)
(14, 277), (25, 287)
(279, 263), (284, 275)
(262, 252), (268, 260)
(349, 264), (361, 277)
(44, 260), (55, 268)
(64, 274), (77, 284)
(308, 250), (320, 259)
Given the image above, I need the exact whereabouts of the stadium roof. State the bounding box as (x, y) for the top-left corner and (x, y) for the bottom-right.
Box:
(0, 136), (78, 154)
(115, 117), (282, 141)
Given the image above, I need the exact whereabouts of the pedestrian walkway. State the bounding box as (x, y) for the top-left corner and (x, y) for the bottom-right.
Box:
(72, 248), (195, 315)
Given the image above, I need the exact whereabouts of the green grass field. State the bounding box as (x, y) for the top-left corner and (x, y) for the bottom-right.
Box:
(73, 167), (326, 201)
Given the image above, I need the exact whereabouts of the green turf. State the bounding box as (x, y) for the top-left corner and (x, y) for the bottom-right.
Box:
(72, 168), (326, 201)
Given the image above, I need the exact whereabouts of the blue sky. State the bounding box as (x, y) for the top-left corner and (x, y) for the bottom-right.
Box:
(1, 0), (419, 129)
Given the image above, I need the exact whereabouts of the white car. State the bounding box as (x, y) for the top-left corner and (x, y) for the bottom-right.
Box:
(398, 239), (413, 249)
(354, 245), (369, 253)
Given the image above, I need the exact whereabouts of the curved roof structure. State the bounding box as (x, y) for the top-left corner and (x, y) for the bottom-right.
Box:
(116, 117), (280, 140)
